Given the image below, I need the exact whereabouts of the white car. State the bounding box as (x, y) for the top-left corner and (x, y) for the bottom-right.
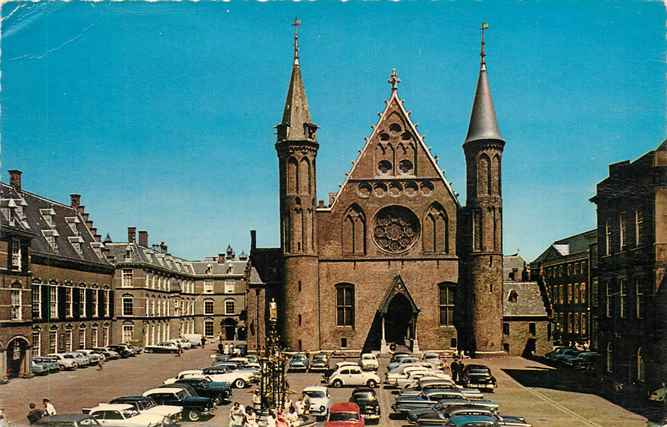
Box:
(302, 386), (330, 419)
(48, 353), (79, 370)
(76, 349), (104, 364)
(360, 353), (379, 371)
(182, 334), (203, 347)
(164, 369), (254, 389)
(171, 338), (192, 350)
(335, 361), (361, 370)
(385, 365), (432, 387)
(394, 369), (450, 388)
(649, 386), (666, 402)
(328, 365), (381, 388)
(89, 403), (170, 427)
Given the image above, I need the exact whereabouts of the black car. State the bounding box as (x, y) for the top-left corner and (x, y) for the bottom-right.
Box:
(144, 387), (214, 422)
(350, 387), (380, 424)
(460, 364), (497, 391)
(175, 377), (232, 405)
(108, 396), (179, 425)
(107, 345), (133, 358)
(35, 414), (101, 427)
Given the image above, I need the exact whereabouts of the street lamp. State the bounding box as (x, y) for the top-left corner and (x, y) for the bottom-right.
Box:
(259, 298), (288, 415)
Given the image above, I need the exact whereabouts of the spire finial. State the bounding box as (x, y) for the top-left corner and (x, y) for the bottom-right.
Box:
(480, 22), (489, 71)
(292, 17), (302, 65)
(388, 68), (400, 92)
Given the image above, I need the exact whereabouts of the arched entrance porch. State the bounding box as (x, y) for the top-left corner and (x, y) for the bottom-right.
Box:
(5, 336), (31, 379)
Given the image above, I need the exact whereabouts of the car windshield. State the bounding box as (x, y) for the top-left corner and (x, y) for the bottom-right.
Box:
(352, 392), (375, 400)
(304, 391), (325, 398)
(362, 355), (374, 359)
(314, 355), (327, 361)
(329, 412), (359, 421)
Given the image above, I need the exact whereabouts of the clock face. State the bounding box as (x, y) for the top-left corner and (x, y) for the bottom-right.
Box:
(372, 205), (420, 253)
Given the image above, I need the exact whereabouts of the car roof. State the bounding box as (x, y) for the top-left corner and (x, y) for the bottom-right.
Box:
(303, 386), (328, 392)
(111, 396), (148, 402)
(146, 387), (181, 394)
(329, 402), (359, 412)
(91, 404), (133, 411)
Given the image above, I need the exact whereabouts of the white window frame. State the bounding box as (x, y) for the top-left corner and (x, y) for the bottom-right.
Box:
(122, 324), (133, 344)
(635, 209), (643, 246)
(605, 282), (611, 318)
(604, 221), (611, 256)
(79, 326), (86, 349)
(635, 278), (644, 320)
(105, 289), (111, 317)
(65, 329), (73, 352)
(91, 288), (99, 318)
(619, 279), (627, 319)
(104, 325), (111, 346)
(48, 329), (58, 354)
(121, 269), (133, 288)
(204, 281), (214, 294)
(65, 287), (73, 318)
(32, 330), (41, 357)
(11, 237), (21, 270)
(204, 319), (214, 337)
(91, 326), (99, 347)
(50, 286), (58, 320)
(10, 288), (22, 320)
(122, 295), (134, 316)
(224, 299), (235, 315)
(204, 299), (215, 315)
(80, 287), (87, 318)
(32, 282), (42, 319)
(619, 212), (626, 250)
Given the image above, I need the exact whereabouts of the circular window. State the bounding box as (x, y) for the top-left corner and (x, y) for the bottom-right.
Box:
(357, 182), (372, 198)
(373, 205), (420, 253)
(399, 159), (414, 175)
(373, 182), (387, 198)
(379, 133), (390, 141)
(404, 181), (418, 197)
(401, 132), (412, 141)
(389, 123), (402, 133)
(420, 181), (434, 196)
(378, 160), (392, 175)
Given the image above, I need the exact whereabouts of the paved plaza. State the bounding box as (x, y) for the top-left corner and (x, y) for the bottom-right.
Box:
(0, 345), (651, 427)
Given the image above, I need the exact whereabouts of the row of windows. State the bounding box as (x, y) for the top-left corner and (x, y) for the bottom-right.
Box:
(503, 321), (537, 336)
(603, 208), (644, 256)
(603, 277), (646, 320)
(32, 325), (111, 357)
(32, 283), (111, 321)
(333, 283), (455, 327)
(544, 260), (588, 280)
(553, 312), (588, 336)
(122, 269), (196, 293)
(120, 295), (236, 317)
(605, 343), (645, 383)
(548, 282), (588, 305)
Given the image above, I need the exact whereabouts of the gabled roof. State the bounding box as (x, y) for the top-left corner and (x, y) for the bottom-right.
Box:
(324, 80), (459, 211)
(531, 229), (596, 265)
(378, 275), (419, 315)
(503, 281), (548, 318)
(249, 247), (282, 285)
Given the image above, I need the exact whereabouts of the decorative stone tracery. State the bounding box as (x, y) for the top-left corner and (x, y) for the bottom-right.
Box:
(373, 205), (420, 253)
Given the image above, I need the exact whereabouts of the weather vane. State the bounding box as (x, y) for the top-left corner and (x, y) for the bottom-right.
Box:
(388, 68), (400, 91)
(480, 22), (489, 70)
(292, 17), (302, 64)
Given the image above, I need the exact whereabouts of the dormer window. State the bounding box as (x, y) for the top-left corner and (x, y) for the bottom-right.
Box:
(508, 290), (519, 303)
(42, 229), (59, 252)
(90, 242), (104, 259)
(65, 217), (80, 235)
(40, 208), (56, 228)
(68, 236), (84, 256)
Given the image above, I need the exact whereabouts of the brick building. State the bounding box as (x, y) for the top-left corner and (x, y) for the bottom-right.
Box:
(106, 229), (248, 345)
(502, 254), (551, 357)
(0, 171), (115, 380)
(590, 140), (667, 394)
(249, 27), (509, 354)
(531, 230), (597, 346)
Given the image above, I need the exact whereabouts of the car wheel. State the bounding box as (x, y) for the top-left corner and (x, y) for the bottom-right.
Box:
(332, 379), (343, 388)
(366, 379), (378, 388)
(72, 363), (78, 369)
(187, 409), (201, 422)
(234, 378), (246, 389)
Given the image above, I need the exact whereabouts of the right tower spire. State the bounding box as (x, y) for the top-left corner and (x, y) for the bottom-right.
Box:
(463, 22), (506, 356)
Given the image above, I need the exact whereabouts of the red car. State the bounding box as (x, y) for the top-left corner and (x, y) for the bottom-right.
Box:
(325, 402), (365, 427)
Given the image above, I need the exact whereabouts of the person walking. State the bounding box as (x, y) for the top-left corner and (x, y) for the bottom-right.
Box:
(26, 403), (44, 424)
(451, 358), (460, 383)
(243, 406), (258, 427)
(96, 359), (104, 370)
(252, 389), (261, 410)
(43, 399), (56, 416)
(228, 402), (244, 427)
(0, 409), (9, 427)
(201, 336), (207, 348)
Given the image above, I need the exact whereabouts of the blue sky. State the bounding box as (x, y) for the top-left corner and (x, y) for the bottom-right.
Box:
(1, 1), (664, 261)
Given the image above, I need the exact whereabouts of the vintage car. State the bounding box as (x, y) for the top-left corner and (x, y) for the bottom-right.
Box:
(144, 342), (179, 353)
(649, 385), (667, 402)
(422, 352), (445, 371)
(108, 396), (181, 424)
(405, 400), (500, 423)
(92, 348), (121, 360)
(325, 402), (365, 427)
(328, 365), (381, 388)
(35, 414), (101, 427)
(445, 414), (500, 427)
(68, 352), (92, 367)
(173, 377), (232, 405)
(76, 349), (105, 363)
(34, 356), (61, 373)
(164, 368), (254, 389)
(31, 359), (51, 375)
(360, 354), (379, 371)
(302, 385), (331, 419)
(350, 387), (380, 424)
(460, 365), (497, 391)
(412, 407), (531, 427)
(48, 353), (80, 370)
(288, 353), (310, 372)
(310, 353), (330, 372)
(392, 391), (468, 419)
(106, 345), (134, 358)
(142, 387), (214, 422)
(88, 403), (170, 426)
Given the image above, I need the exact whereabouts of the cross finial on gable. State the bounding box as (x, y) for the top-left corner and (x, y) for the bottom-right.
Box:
(388, 68), (400, 92)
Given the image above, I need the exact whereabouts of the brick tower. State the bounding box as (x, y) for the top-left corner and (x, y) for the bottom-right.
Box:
(275, 20), (320, 351)
(463, 24), (506, 355)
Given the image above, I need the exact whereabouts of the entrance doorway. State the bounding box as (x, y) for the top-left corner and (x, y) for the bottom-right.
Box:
(6, 337), (29, 379)
(385, 293), (413, 345)
(222, 318), (237, 341)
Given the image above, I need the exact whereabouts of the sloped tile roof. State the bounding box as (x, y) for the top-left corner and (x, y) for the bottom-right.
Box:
(503, 281), (548, 318)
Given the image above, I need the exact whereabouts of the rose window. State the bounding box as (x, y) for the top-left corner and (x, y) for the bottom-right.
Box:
(373, 205), (420, 253)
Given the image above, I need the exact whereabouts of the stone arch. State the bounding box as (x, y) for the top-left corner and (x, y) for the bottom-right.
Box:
(298, 157), (310, 195)
(342, 204), (366, 256)
(423, 203), (449, 254)
(287, 157), (298, 194)
(478, 153), (491, 195)
(492, 154), (501, 195)
(375, 142), (394, 176)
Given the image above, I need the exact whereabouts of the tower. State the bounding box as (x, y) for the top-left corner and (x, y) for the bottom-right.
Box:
(275, 19), (320, 351)
(463, 23), (505, 355)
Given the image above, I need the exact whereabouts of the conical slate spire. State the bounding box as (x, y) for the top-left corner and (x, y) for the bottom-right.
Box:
(465, 23), (503, 144)
(279, 18), (317, 142)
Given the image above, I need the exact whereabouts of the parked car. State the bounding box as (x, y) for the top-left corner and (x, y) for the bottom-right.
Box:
(171, 338), (192, 350)
(108, 396), (181, 424)
(164, 368), (254, 389)
(559, 349), (584, 367)
(350, 387), (380, 424)
(143, 387), (214, 422)
(302, 386), (331, 419)
(48, 353), (79, 370)
(310, 353), (330, 372)
(649, 386), (667, 402)
(460, 365), (497, 391)
(182, 334), (203, 347)
(76, 350), (104, 364)
(422, 352), (445, 371)
(68, 352), (92, 367)
(31, 359), (50, 375)
(392, 391), (468, 419)
(35, 414), (101, 427)
(126, 344), (143, 355)
(326, 402), (365, 427)
(404, 399), (500, 423)
(173, 377), (232, 405)
(92, 348), (121, 360)
(34, 356), (61, 373)
(328, 365), (381, 388)
(387, 356), (420, 372)
(88, 403), (171, 426)
(360, 354), (379, 371)
(107, 345), (134, 358)
(145, 342), (179, 353)
(445, 414), (500, 427)
(572, 352), (600, 371)
(288, 353), (310, 372)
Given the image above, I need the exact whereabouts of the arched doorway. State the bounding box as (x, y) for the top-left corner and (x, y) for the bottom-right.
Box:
(222, 318), (237, 341)
(6, 337), (29, 379)
(385, 293), (414, 345)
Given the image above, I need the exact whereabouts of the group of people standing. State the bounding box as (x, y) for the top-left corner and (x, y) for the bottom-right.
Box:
(228, 396), (306, 427)
(25, 399), (56, 424)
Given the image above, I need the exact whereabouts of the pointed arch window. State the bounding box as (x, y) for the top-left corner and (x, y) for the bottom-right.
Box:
(478, 154), (491, 195)
(287, 157), (298, 194)
(299, 158), (310, 195)
(342, 205), (366, 256)
(492, 154), (501, 195)
(423, 203), (449, 254)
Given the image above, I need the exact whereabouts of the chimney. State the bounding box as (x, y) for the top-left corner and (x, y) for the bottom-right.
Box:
(94, 234), (102, 243)
(128, 227), (137, 244)
(318, 200), (325, 208)
(160, 241), (167, 254)
(218, 254), (225, 264)
(138, 230), (149, 248)
(70, 194), (81, 209)
(77, 206), (86, 215)
(8, 170), (22, 192)
(90, 227), (97, 236)
(250, 230), (256, 252)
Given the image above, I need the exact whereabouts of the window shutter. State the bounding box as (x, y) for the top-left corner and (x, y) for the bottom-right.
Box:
(109, 290), (115, 319)
(73, 288), (81, 319)
(42, 285), (50, 321)
(86, 289), (94, 320)
(58, 286), (66, 320)
(98, 290), (104, 319)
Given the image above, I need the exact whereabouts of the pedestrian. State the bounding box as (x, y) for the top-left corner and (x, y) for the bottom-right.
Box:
(96, 359), (104, 370)
(43, 399), (56, 416)
(0, 409), (8, 427)
(229, 402), (245, 427)
(175, 342), (182, 357)
(286, 404), (299, 426)
(26, 403), (44, 424)
(243, 406), (258, 427)
(218, 342), (224, 354)
(201, 336), (207, 348)
(252, 389), (261, 410)
(451, 358), (460, 383)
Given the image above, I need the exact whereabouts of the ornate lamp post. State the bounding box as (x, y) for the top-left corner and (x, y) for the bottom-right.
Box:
(259, 298), (288, 415)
